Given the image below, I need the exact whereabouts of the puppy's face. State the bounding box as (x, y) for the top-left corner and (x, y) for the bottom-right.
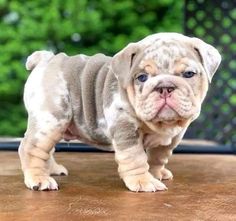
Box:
(112, 33), (221, 129)
(131, 40), (207, 126)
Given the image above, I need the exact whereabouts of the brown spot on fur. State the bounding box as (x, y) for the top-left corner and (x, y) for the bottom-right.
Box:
(126, 85), (135, 107)
(141, 59), (158, 75)
(177, 120), (189, 127)
(174, 58), (189, 74)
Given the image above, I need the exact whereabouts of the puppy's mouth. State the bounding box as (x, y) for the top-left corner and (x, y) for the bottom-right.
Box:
(136, 87), (195, 125)
(151, 97), (191, 125)
(153, 102), (179, 123)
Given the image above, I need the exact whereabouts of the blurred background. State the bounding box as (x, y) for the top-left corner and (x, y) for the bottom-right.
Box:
(0, 0), (235, 151)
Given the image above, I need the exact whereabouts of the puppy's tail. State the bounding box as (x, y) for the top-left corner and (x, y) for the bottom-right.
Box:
(25, 50), (55, 71)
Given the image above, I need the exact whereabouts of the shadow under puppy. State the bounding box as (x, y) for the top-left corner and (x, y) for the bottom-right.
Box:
(19, 33), (221, 192)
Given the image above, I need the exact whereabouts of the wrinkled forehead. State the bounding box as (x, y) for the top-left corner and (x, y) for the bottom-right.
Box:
(140, 39), (195, 71)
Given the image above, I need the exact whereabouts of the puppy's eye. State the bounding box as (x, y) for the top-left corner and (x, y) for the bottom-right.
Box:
(182, 71), (196, 78)
(137, 74), (148, 82)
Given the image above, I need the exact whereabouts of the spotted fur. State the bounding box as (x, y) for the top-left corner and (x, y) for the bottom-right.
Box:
(19, 33), (221, 192)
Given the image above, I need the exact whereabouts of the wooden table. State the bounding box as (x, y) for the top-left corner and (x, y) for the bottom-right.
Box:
(0, 151), (236, 221)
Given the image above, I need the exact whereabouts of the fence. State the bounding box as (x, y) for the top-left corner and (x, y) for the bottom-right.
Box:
(184, 0), (236, 150)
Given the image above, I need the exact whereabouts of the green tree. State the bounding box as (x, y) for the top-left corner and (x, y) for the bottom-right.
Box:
(0, 0), (183, 136)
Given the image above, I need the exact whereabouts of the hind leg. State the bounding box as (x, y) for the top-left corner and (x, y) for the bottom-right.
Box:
(48, 148), (68, 176)
(18, 113), (70, 191)
(20, 52), (73, 190)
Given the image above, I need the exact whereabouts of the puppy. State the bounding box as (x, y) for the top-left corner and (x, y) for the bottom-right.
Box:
(19, 33), (221, 192)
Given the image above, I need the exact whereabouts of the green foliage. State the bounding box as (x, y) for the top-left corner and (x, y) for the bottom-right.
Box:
(0, 0), (183, 136)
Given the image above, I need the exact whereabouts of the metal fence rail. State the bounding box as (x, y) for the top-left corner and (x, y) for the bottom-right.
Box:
(184, 0), (236, 150)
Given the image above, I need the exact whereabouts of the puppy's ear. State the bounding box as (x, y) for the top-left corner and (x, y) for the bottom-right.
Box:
(111, 43), (141, 88)
(191, 38), (221, 83)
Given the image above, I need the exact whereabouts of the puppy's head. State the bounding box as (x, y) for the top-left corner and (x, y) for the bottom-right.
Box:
(111, 33), (221, 130)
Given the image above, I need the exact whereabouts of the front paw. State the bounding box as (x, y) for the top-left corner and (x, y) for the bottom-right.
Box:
(24, 169), (59, 191)
(150, 167), (173, 181)
(123, 172), (167, 192)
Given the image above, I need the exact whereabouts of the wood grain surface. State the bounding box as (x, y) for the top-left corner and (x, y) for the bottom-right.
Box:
(0, 152), (236, 221)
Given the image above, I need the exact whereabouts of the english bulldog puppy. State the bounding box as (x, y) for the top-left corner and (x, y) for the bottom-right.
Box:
(18, 33), (221, 192)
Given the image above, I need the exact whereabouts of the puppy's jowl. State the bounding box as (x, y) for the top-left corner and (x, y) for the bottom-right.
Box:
(19, 33), (221, 192)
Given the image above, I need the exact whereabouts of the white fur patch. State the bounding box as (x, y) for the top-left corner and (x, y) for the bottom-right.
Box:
(34, 111), (58, 130)
(24, 65), (46, 112)
(97, 118), (107, 136)
(24, 59), (71, 133)
(103, 93), (127, 131)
